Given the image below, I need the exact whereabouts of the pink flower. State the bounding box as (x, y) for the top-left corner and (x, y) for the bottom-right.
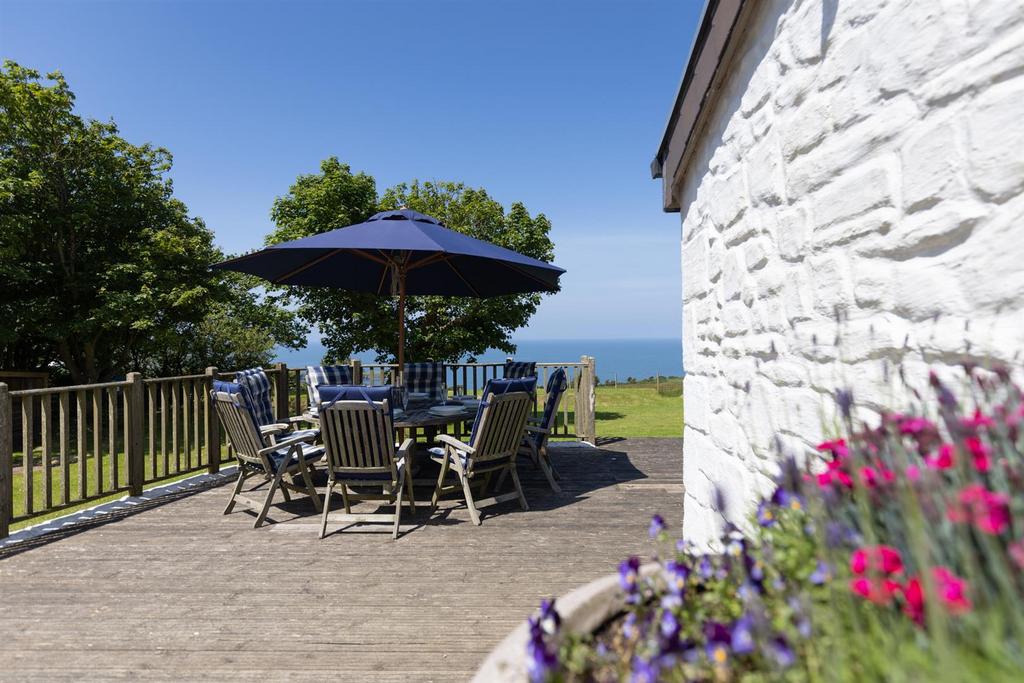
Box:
(932, 567), (971, 614)
(947, 484), (1010, 535)
(905, 465), (921, 482)
(899, 416), (937, 436)
(1009, 539), (1024, 570)
(850, 546), (904, 576)
(850, 577), (901, 605)
(964, 437), (991, 472)
(901, 577), (925, 625)
(817, 438), (850, 460)
(961, 409), (995, 431)
(925, 443), (955, 470)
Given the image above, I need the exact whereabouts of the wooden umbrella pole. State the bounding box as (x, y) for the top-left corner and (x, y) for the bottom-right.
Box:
(397, 266), (406, 374)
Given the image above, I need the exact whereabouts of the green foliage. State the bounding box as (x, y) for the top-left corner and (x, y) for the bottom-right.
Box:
(266, 165), (557, 364)
(0, 61), (302, 381)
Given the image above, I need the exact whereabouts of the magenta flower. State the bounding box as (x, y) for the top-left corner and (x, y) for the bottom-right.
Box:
(947, 484), (1010, 534)
(816, 438), (849, 459)
(925, 443), (955, 470)
(850, 545), (904, 576)
(932, 567), (972, 614)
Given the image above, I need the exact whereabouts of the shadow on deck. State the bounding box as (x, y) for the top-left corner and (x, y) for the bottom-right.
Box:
(0, 438), (683, 681)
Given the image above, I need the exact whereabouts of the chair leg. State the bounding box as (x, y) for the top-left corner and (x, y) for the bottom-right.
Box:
(340, 484), (352, 514)
(298, 461), (322, 512)
(392, 469), (406, 540)
(405, 467), (417, 513)
(538, 456), (561, 493)
(510, 465), (529, 512)
(460, 473), (482, 526)
(223, 469), (248, 515)
(253, 473), (282, 528)
(431, 456), (451, 513)
(495, 468), (509, 491)
(319, 481), (334, 539)
(279, 473), (293, 502)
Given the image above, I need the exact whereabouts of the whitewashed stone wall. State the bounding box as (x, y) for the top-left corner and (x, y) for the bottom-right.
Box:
(675, 0), (1024, 545)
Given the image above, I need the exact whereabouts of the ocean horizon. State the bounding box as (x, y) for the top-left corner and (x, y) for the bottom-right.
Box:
(273, 337), (683, 382)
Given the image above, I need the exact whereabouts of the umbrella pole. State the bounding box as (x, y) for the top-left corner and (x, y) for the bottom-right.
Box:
(397, 271), (406, 373)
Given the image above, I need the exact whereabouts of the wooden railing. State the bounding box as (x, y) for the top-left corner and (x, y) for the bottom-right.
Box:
(0, 357), (596, 538)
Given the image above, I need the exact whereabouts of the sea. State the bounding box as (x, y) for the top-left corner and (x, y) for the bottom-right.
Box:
(274, 338), (683, 382)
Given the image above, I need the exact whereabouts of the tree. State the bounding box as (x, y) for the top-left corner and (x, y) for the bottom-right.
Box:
(267, 166), (557, 363)
(0, 61), (302, 381)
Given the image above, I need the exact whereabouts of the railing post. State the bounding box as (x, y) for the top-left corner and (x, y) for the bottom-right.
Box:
(575, 355), (596, 445)
(351, 359), (363, 385)
(273, 362), (289, 420)
(126, 372), (145, 497)
(0, 383), (11, 539)
(205, 367), (220, 474)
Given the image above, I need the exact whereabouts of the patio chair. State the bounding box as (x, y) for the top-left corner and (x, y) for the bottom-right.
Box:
(403, 362), (446, 402)
(316, 385), (415, 540)
(428, 382), (533, 525)
(504, 360), (537, 379)
(519, 367), (568, 492)
(211, 386), (323, 528)
(235, 367), (317, 442)
(303, 364), (352, 417)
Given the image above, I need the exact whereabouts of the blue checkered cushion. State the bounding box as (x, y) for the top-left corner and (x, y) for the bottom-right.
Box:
(428, 446), (511, 471)
(403, 362), (445, 402)
(234, 368), (276, 427)
(267, 442), (325, 473)
(318, 384), (396, 422)
(504, 361), (537, 379)
(304, 365), (352, 415)
(535, 368), (568, 446)
(468, 377), (537, 446)
(212, 379), (261, 432)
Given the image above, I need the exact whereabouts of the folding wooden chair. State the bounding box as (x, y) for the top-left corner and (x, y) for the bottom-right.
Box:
(211, 389), (323, 528)
(317, 390), (416, 540)
(428, 389), (533, 525)
(519, 367), (568, 492)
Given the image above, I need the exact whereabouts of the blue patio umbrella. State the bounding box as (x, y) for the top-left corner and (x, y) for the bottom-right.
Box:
(212, 209), (565, 367)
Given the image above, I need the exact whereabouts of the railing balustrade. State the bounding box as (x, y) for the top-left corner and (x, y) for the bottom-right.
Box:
(0, 357), (595, 538)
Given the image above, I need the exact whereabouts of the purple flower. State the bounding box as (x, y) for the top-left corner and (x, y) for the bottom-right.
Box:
(836, 388), (854, 419)
(629, 657), (658, 683)
(756, 501), (776, 527)
(809, 560), (833, 585)
(526, 617), (557, 683)
(731, 615), (756, 654)
(537, 599), (561, 635)
(660, 609), (681, 640)
(766, 635), (796, 668)
(622, 612), (638, 639)
(649, 514), (666, 539)
(771, 487), (805, 512)
(619, 556), (641, 604)
(704, 621), (732, 667)
(697, 555), (714, 580)
(664, 560), (689, 595)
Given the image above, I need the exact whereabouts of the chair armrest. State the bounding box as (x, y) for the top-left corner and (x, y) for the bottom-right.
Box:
(286, 414), (317, 426)
(257, 433), (313, 455)
(396, 437), (415, 457)
(434, 433), (475, 454)
(260, 423), (289, 435)
(525, 425), (549, 435)
(527, 416), (544, 426)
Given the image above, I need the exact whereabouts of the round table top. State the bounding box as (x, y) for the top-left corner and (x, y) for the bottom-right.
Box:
(393, 403), (477, 429)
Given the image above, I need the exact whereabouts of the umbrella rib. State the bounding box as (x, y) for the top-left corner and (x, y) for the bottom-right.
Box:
(442, 256), (481, 297)
(407, 253), (447, 271)
(496, 259), (560, 291)
(272, 249), (342, 283)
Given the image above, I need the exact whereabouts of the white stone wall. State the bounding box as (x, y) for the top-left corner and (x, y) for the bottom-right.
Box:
(675, 0), (1024, 546)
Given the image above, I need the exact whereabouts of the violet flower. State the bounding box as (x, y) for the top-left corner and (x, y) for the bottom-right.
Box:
(649, 514), (666, 539)
(619, 556), (641, 604)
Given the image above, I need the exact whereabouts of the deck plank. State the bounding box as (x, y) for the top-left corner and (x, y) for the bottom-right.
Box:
(0, 438), (682, 681)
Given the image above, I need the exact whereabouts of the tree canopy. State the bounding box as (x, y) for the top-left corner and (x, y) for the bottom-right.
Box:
(267, 161), (556, 363)
(0, 61), (303, 382)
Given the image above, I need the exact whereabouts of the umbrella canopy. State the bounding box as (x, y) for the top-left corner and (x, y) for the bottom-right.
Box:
(213, 209), (565, 367)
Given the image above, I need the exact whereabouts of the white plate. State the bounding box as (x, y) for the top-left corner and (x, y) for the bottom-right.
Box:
(429, 405), (467, 417)
(460, 399), (480, 407)
(409, 392), (431, 399)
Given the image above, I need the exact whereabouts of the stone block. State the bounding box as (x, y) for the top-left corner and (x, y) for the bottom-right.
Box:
(776, 205), (811, 261)
(900, 115), (965, 212)
(966, 78), (1024, 202)
(682, 234), (710, 302)
(808, 254), (854, 316)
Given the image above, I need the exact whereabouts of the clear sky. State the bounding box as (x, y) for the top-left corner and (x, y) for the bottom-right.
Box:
(1, 0), (701, 340)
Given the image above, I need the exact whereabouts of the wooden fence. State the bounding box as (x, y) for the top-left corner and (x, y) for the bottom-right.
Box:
(0, 357), (595, 538)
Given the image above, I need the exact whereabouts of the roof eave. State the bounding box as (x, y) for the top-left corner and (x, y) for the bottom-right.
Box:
(651, 0), (750, 213)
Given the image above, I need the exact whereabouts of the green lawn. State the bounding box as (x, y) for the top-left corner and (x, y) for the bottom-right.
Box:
(593, 380), (684, 438)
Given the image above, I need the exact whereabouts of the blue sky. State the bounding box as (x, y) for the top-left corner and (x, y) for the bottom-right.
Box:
(1, 0), (700, 340)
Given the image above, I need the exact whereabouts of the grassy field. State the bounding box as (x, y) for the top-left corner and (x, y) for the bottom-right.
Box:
(593, 378), (683, 439)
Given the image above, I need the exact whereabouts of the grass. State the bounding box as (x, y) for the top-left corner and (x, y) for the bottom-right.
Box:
(593, 379), (683, 439)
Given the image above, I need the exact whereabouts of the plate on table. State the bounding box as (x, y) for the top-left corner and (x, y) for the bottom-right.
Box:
(460, 398), (481, 408)
(409, 392), (431, 400)
(429, 405), (467, 417)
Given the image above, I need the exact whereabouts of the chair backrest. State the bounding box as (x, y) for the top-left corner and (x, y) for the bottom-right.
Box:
(468, 391), (532, 465)
(304, 365), (352, 413)
(317, 384), (396, 421)
(319, 398), (398, 480)
(535, 368), (568, 445)
(469, 377), (537, 444)
(211, 390), (267, 470)
(403, 362), (445, 401)
(235, 368), (276, 427)
(504, 360), (537, 380)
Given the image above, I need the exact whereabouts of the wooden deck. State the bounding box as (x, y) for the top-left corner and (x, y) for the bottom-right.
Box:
(0, 438), (682, 682)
